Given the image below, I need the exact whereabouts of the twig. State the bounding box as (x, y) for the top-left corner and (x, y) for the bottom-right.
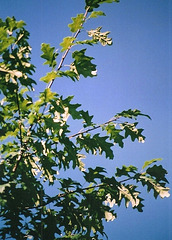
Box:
(40, 7), (90, 125)
(47, 7), (90, 89)
(12, 90), (23, 172)
(24, 176), (133, 210)
(69, 116), (119, 139)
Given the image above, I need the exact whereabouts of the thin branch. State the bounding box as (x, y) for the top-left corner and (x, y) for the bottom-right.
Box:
(69, 116), (120, 139)
(24, 176), (133, 210)
(12, 33), (24, 50)
(47, 7), (90, 89)
(12, 90), (23, 172)
(40, 7), (90, 124)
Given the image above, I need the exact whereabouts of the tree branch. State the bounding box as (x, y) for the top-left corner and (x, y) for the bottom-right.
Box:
(12, 90), (23, 172)
(69, 116), (120, 139)
(47, 7), (90, 89)
(24, 176), (133, 210)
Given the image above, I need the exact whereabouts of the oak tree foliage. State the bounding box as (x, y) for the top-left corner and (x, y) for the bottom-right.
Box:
(0, 1), (170, 239)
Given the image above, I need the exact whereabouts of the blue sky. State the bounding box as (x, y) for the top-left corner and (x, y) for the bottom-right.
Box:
(0, 0), (172, 239)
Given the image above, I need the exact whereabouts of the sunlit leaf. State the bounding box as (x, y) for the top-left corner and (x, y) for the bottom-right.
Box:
(89, 11), (106, 18)
(60, 36), (75, 52)
(88, 27), (112, 46)
(41, 43), (58, 67)
(68, 14), (84, 32)
(142, 158), (162, 170)
(40, 71), (58, 83)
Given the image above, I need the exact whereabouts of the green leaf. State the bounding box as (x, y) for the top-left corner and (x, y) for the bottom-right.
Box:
(118, 184), (144, 211)
(68, 103), (82, 119)
(105, 124), (124, 147)
(76, 39), (98, 46)
(68, 14), (84, 32)
(60, 36), (75, 52)
(6, 16), (25, 31)
(41, 43), (58, 67)
(89, 11), (106, 18)
(80, 110), (93, 127)
(72, 49), (97, 78)
(93, 134), (114, 159)
(0, 27), (15, 54)
(40, 71), (58, 83)
(85, 0), (120, 12)
(58, 70), (79, 81)
(116, 165), (138, 177)
(41, 88), (57, 102)
(84, 167), (106, 183)
(142, 158), (162, 170)
(146, 165), (169, 183)
(115, 109), (151, 120)
(77, 133), (114, 159)
(123, 122), (145, 142)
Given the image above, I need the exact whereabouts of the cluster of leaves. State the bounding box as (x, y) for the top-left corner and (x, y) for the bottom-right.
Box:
(0, 1), (170, 239)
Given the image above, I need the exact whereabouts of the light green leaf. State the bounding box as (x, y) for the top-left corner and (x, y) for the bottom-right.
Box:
(60, 36), (75, 52)
(42, 88), (57, 102)
(142, 158), (162, 170)
(90, 11), (106, 18)
(40, 71), (58, 83)
(6, 16), (25, 31)
(0, 27), (15, 54)
(41, 43), (58, 67)
(68, 14), (84, 32)
(105, 124), (124, 147)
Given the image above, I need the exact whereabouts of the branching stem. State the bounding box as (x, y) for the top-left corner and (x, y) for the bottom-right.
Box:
(47, 7), (90, 89)
(24, 176), (133, 210)
(12, 90), (23, 172)
(69, 116), (119, 139)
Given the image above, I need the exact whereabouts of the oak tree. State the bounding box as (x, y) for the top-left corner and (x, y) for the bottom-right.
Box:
(0, 0), (170, 239)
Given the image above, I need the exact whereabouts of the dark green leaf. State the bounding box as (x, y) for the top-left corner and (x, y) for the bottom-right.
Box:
(115, 109), (151, 120)
(85, 0), (119, 12)
(116, 165), (138, 177)
(72, 49), (97, 78)
(146, 165), (169, 183)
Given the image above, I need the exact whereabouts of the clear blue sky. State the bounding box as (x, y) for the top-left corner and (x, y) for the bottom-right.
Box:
(0, 0), (172, 239)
